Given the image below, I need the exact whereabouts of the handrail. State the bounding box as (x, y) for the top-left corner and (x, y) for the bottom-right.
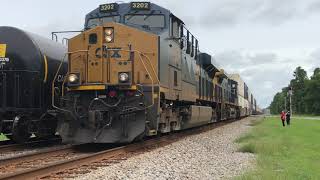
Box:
(51, 53), (69, 112)
(140, 53), (160, 83)
(137, 53), (155, 108)
(51, 30), (83, 42)
(52, 50), (90, 112)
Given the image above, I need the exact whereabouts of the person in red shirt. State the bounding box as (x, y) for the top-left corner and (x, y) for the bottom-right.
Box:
(280, 111), (286, 127)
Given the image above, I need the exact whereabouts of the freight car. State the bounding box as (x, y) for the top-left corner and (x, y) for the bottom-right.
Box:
(54, 2), (255, 144)
(0, 27), (67, 143)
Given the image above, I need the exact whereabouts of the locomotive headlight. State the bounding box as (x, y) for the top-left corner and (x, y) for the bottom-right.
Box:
(104, 28), (114, 43)
(68, 74), (78, 83)
(105, 28), (113, 36)
(105, 35), (113, 43)
(119, 73), (129, 83)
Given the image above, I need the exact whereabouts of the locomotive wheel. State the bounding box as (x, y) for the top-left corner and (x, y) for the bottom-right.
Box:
(12, 115), (31, 143)
(35, 114), (58, 139)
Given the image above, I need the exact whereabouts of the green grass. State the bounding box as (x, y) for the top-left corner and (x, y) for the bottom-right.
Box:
(294, 114), (320, 117)
(236, 117), (320, 180)
(269, 114), (320, 120)
(293, 115), (320, 120)
(0, 133), (8, 141)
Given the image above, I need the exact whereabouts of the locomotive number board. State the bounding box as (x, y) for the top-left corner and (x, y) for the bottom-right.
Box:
(130, 2), (151, 11)
(100, 3), (119, 13)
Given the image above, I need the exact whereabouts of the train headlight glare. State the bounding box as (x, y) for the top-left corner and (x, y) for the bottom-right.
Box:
(119, 73), (129, 82)
(105, 35), (113, 43)
(105, 29), (113, 36)
(68, 74), (78, 83)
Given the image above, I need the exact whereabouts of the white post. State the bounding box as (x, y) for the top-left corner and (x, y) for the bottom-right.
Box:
(285, 96), (287, 111)
(289, 87), (293, 117)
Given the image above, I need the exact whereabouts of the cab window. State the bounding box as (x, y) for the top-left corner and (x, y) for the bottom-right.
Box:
(171, 18), (179, 38)
(87, 16), (120, 29)
(125, 15), (165, 28)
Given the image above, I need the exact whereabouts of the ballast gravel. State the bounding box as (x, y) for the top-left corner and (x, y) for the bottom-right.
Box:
(75, 117), (257, 180)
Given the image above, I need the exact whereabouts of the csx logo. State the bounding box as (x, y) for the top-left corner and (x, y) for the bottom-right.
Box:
(95, 47), (121, 58)
(57, 75), (65, 83)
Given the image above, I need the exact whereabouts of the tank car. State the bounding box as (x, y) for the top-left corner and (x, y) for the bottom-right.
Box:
(0, 26), (67, 143)
(55, 2), (245, 144)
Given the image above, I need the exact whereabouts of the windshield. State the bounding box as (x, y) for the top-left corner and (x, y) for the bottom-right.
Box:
(87, 16), (120, 28)
(125, 15), (165, 28)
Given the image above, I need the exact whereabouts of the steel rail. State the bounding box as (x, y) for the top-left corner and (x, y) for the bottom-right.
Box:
(0, 118), (245, 180)
(0, 138), (174, 180)
(0, 145), (73, 167)
(0, 138), (61, 153)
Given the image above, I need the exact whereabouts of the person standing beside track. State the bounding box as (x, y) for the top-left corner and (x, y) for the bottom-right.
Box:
(286, 111), (291, 125)
(280, 111), (286, 127)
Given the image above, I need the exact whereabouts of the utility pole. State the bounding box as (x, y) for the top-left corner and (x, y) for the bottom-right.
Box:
(289, 87), (293, 117)
(285, 95), (287, 111)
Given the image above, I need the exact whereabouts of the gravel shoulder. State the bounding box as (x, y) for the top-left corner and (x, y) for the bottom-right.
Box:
(74, 117), (257, 180)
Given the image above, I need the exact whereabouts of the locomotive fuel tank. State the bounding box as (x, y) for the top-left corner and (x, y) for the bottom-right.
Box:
(0, 26), (67, 142)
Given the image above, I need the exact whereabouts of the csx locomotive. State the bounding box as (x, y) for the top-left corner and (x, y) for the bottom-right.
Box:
(55, 2), (258, 144)
(0, 27), (67, 142)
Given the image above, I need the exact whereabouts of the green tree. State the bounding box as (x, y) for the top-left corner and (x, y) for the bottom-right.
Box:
(269, 66), (320, 115)
(290, 67), (308, 114)
(304, 68), (320, 114)
(270, 91), (286, 114)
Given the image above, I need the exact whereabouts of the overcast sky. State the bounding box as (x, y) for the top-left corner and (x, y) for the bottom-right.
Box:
(2, 0), (320, 108)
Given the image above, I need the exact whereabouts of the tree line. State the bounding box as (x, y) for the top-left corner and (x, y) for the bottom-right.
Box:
(269, 67), (320, 115)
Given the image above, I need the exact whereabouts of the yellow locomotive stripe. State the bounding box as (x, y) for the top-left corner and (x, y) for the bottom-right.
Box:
(43, 55), (48, 83)
(69, 85), (106, 91)
(0, 44), (7, 57)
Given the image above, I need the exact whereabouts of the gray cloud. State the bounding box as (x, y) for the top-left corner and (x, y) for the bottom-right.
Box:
(309, 49), (320, 72)
(308, 1), (320, 13)
(215, 50), (319, 108)
(310, 49), (320, 60)
(247, 52), (278, 64)
(251, 0), (300, 26)
(173, 0), (320, 28)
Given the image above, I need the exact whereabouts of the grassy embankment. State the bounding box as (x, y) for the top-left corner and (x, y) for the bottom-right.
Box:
(236, 116), (320, 180)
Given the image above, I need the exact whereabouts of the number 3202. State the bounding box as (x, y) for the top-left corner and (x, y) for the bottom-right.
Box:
(132, 2), (149, 9)
(101, 4), (115, 11)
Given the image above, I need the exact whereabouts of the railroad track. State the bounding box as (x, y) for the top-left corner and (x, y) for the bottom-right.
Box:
(0, 118), (244, 180)
(0, 140), (13, 147)
(0, 138), (62, 153)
